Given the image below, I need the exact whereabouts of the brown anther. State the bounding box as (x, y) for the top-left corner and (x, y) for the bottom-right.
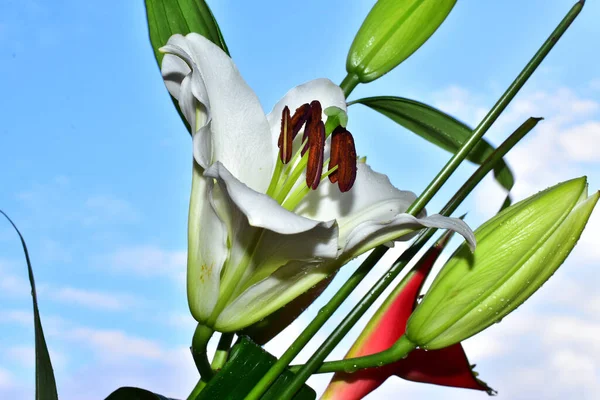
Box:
(277, 106), (293, 163)
(290, 103), (311, 139)
(329, 126), (357, 192)
(306, 120), (325, 190)
(302, 100), (323, 156)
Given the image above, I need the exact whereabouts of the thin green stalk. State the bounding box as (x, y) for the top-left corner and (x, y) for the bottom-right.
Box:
(211, 332), (235, 371)
(251, 2), (581, 397)
(286, 117), (541, 379)
(339, 73), (360, 98)
(191, 324), (214, 380)
(187, 379), (206, 400)
(243, 247), (387, 400)
(405, 1), (583, 216)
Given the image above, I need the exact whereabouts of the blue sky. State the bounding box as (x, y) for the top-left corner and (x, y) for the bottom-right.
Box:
(1, 0), (599, 399)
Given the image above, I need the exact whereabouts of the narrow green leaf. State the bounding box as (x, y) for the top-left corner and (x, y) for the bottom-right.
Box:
(350, 96), (516, 192)
(145, 0), (229, 65)
(0, 211), (58, 400)
(105, 387), (177, 400)
(198, 337), (316, 400)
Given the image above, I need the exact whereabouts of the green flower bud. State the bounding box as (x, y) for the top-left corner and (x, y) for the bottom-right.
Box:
(347, 0), (456, 83)
(406, 177), (599, 350)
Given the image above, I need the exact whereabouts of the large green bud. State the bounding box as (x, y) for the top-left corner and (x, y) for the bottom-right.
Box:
(347, 0), (456, 83)
(406, 177), (599, 350)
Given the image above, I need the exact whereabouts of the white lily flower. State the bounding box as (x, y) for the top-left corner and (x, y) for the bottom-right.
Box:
(160, 33), (475, 332)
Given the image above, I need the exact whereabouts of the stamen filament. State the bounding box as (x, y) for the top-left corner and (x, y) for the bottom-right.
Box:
(266, 159), (284, 198)
(274, 153), (309, 204)
(282, 164), (339, 211)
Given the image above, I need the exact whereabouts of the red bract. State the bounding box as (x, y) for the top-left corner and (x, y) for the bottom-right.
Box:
(322, 230), (494, 399)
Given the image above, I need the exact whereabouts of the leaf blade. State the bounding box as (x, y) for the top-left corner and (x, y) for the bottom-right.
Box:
(350, 96), (515, 192)
(145, 0), (230, 66)
(0, 211), (58, 400)
(105, 386), (178, 400)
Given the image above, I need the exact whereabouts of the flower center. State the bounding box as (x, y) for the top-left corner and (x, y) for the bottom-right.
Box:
(266, 100), (358, 210)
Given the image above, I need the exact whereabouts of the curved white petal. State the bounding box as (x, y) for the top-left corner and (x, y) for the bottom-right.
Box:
(296, 162), (475, 258)
(187, 164), (229, 322)
(343, 213), (475, 262)
(266, 79), (347, 148)
(296, 163), (416, 239)
(205, 162), (337, 235)
(204, 162), (339, 304)
(161, 33), (274, 193)
(215, 261), (333, 332)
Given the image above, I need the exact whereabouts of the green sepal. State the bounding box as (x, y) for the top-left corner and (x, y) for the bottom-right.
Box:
(197, 336), (316, 400)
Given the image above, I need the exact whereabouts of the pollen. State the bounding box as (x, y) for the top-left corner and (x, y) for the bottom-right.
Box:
(329, 126), (357, 192)
(278, 106), (293, 163)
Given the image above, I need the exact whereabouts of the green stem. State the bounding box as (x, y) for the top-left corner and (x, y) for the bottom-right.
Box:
(405, 1), (583, 216)
(191, 324), (214, 380)
(339, 73), (360, 98)
(187, 379), (206, 400)
(289, 336), (416, 375)
(250, 3), (582, 397)
(243, 247), (387, 400)
(211, 332), (235, 371)
(286, 117), (542, 378)
(279, 0), (579, 385)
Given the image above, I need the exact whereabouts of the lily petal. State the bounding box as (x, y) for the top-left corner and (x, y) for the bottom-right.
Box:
(266, 79), (347, 148)
(204, 163), (340, 330)
(215, 261), (330, 332)
(205, 162), (338, 236)
(343, 213), (475, 260)
(296, 163), (475, 258)
(161, 33), (274, 193)
(187, 165), (229, 322)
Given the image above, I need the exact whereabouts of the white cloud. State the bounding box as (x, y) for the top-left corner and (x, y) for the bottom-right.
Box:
(47, 287), (136, 311)
(0, 310), (32, 325)
(431, 84), (600, 266)
(67, 327), (166, 361)
(82, 195), (140, 225)
(559, 121), (600, 162)
(0, 368), (14, 389)
(0, 273), (29, 297)
(16, 178), (140, 229)
(6, 345), (67, 369)
(39, 238), (72, 263)
(106, 245), (186, 279)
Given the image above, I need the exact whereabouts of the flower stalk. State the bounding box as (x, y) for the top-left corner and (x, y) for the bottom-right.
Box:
(255, 2), (583, 396)
(283, 117), (541, 380)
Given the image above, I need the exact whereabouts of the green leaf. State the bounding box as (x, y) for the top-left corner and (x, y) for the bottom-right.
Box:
(0, 211), (58, 400)
(197, 337), (316, 400)
(105, 387), (177, 400)
(145, 0), (229, 65)
(347, 0), (456, 82)
(350, 96), (515, 192)
(145, 0), (230, 134)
